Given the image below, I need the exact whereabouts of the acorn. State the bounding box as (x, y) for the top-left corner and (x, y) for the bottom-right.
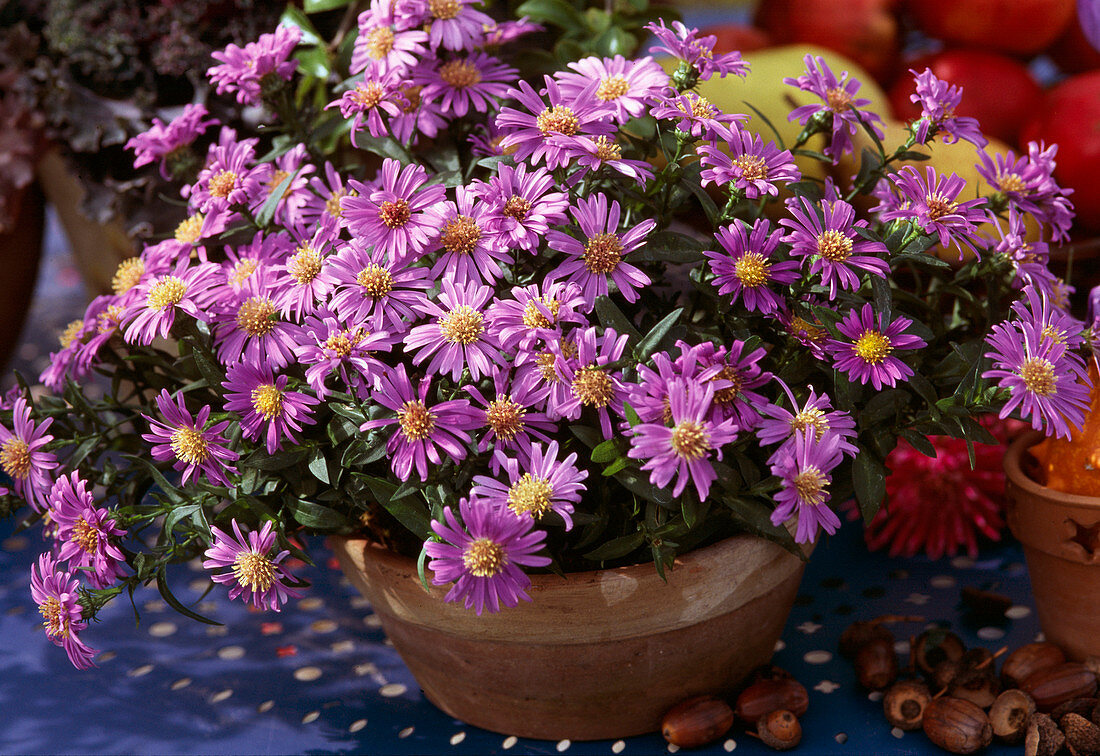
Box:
(911, 629), (966, 678)
(883, 679), (931, 731)
(1003, 642), (1067, 689)
(660, 695), (734, 749)
(734, 677), (809, 724)
(949, 667), (1001, 710)
(989, 689), (1036, 744)
(756, 709), (802, 751)
(855, 637), (899, 691)
(1021, 662), (1099, 712)
(839, 620), (895, 659)
(1062, 712), (1100, 756)
(1051, 696), (1098, 722)
(1025, 713), (1065, 756)
(922, 696), (993, 754)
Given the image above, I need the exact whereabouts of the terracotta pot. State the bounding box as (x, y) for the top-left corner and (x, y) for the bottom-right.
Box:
(0, 182), (45, 372)
(330, 532), (811, 740)
(1004, 430), (1100, 660)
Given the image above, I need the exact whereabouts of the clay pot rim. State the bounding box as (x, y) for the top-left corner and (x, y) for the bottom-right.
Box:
(1004, 429), (1100, 510)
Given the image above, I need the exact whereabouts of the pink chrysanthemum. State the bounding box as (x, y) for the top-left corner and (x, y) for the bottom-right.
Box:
(478, 162), (570, 254)
(704, 218), (800, 316)
(207, 24), (301, 106)
(404, 279), (501, 381)
(203, 520), (302, 611)
(141, 390), (239, 488)
(31, 552), (98, 669)
(769, 427), (844, 544)
(222, 362), (320, 454)
(49, 472), (127, 590)
(413, 52), (516, 118)
(126, 103), (218, 180)
(784, 54), (884, 162)
(0, 396), (58, 511)
(342, 158), (446, 263)
(827, 304), (927, 390)
(293, 311), (395, 399)
(554, 54), (670, 123)
(472, 441), (587, 530)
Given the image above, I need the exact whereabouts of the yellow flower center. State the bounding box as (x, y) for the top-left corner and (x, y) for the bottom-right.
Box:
(816, 230), (853, 262)
(733, 154), (768, 182)
(357, 264), (394, 299)
(1020, 357), (1056, 396)
(209, 170), (237, 199)
(39, 596), (69, 639)
(825, 87), (852, 112)
(439, 59), (482, 88)
(522, 297), (560, 329)
(289, 246), (323, 285)
(734, 252), (770, 288)
(926, 192), (958, 221)
(59, 320), (84, 349)
(379, 198), (411, 229)
(232, 551), (277, 592)
(71, 517), (99, 553)
(429, 0), (460, 19)
(112, 257), (145, 295)
(790, 408), (828, 441)
(503, 195), (532, 220)
(175, 213), (205, 244)
(251, 384), (284, 420)
(793, 466), (828, 505)
(266, 169), (290, 196)
(400, 85), (422, 114)
(710, 365), (743, 406)
(440, 215), (481, 255)
(854, 330), (893, 364)
(366, 26), (395, 59)
(671, 420), (708, 460)
(398, 400), (436, 441)
(351, 82), (386, 109)
(536, 351), (559, 383)
(439, 305), (484, 345)
(676, 92), (716, 119)
(507, 473), (554, 518)
(1041, 324), (1066, 345)
(536, 105), (579, 136)
(462, 537), (506, 577)
(997, 172), (1027, 194)
(147, 276), (188, 310)
(0, 438), (31, 479)
(325, 329), (364, 357)
(789, 315), (827, 342)
(596, 75), (629, 101)
(170, 426), (209, 466)
(593, 135), (622, 162)
(486, 395), (526, 441)
(326, 188), (349, 218)
(236, 297), (277, 337)
(583, 232), (623, 275)
(230, 258), (259, 287)
(572, 366), (614, 407)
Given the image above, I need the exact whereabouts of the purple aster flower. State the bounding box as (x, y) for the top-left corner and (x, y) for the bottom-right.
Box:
(464, 368), (556, 469)
(274, 216), (342, 320)
(157, 207), (236, 265)
(645, 20), (750, 82)
(512, 330), (577, 415)
(554, 55), (670, 123)
(327, 70), (407, 148)
(698, 127), (801, 199)
(351, 8), (429, 75)
(404, 279), (501, 381)
(223, 362), (320, 454)
(983, 319), (1091, 440)
(1011, 284), (1087, 351)
(1026, 141), (1076, 242)
(421, 0), (493, 50)
(769, 428), (844, 544)
(481, 17), (543, 46)
(756, 382), (859, 458)
(413, 52), (516, 118)
(486, 280), (588, 352)
(649, 88), (744, 141)
(360, 364), (479, 481)
(495, 76), (616, 169)
(250, 144), (316, 229)
(628, 380), (740, 501)
(207, 24), (301, 106)
(428, 185), (511, 285)
(909, 68), (987, 148)
(190, 135), (263, 213)
(552, 134), (655, 187)
(141, 390), (239, 488)
(689, 339), (772, 430)
(49, 472), (127, 590)
(827, 303), (927, 390)
(294, 311), (396, 399)
(550, 326), (629, 438)
(784, 54), (884, 162)
(996, 205), (1056, 295)
(301, 162), (356, 230)
(425, 495), (551, 615)
(342, 158), (446, 263)
(976, 142), (1076, 242)
(780, 196), (890, 298)
(477, 163), (569, 254)
(626, 350), (689, 425)
(203, 520), (302, 611)
(211, 266), (300, 369)
(546, 193), (655, 311)
(472, 440), (587, 530)
(0, 397), (57, 511)
(221, 230), (293, 292)
(705, 218), (800, 315)
(388, 82), (450, 147)
(327, 239), (432, 335)
(126, 103), (218, 180)
(879, 165), (991, 259)
(31, 552), (98, 669)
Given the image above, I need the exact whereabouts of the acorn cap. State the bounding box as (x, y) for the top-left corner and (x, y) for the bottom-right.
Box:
(1026, 713), (1065, 756)
(1061, 712), (1100, 756)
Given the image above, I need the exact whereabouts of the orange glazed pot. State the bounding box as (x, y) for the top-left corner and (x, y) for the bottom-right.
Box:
(330, 532), (811, 740)
(1004, 430), (1100, 661)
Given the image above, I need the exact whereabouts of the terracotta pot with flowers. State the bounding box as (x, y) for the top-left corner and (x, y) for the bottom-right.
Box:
(2, 0), (1094, 741)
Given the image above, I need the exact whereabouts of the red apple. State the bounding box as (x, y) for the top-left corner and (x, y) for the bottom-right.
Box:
(754, 0), (900, 84)
(1046, 8), (1100, 74)
(886, 49), (1043, 145)
(1020, 71), (1100, 231)
(699, 23), (772, 56)
(905, 0), (1075, 56)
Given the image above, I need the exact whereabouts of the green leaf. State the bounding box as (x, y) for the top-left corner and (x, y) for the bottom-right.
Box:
(622, 401), (642, 428)
(859, 389), (910, 426)
(602, 457), (629, 476)
(279, 7), (322, 46)
(594, 26), (635, 57)
(156, 571), (221, 626)
(639, 231), (706, 264)
(304, 0), (353, 12)
(583, 530), (644, 561)
(287, 499), (348, 529)
(360, 475), (433, 540)
(307, 448), (330, 485)
(255, 169), (300, 228)
(593, 296), (643, 343)
(590, 439), (620, 463)
(164, 503), (202, 534)
(900, 429), (938, 458)
(852, 450), (887, 524)
(515, 0), (584, 29)
(242, 447), (310, 471)
(634, 308), (683, 361)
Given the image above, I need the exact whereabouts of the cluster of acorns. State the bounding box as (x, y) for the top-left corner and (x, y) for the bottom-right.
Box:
(842, 616), (1100, 755)
(660, 666), (810, 750)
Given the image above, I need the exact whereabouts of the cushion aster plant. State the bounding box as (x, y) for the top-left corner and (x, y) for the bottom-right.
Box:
(3, 0), (1096, 667)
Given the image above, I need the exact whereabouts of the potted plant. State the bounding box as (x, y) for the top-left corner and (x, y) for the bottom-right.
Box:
(4, 0), (1093, 741)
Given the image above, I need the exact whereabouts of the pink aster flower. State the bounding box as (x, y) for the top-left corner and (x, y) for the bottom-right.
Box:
(827, 303), (927, 390)
(909, 68), (987, 148)
(428, 185), (511, 285)
(464, 368), (556, 469)
(207, 24), (301, 106)
(878, 165), (991, 259)
(404, 279), (501, 381)
(222, 362), (320, 454)
(203, 520), (302, 611)
(413, 52), (516, 118)
(0, 396), (58, 511)
(327, 70), (407, 148)
(421, 0), (494, 50)
(495, 76), (616, 170)
(628, 380), (740, 501)
(545, 192), (655, 311)
(552, 134), (655, 187)
(294, 311), (396, 399)
(424, 495), (551, 615)
(1011, 284), (1087, 351)
(478, 162), (570, 254)
(211, 266), (300, 369)
(554, 54), (670, 123)
(650, 89), (744, 141)
(342, 158), (446, 262)
(190, 135), (263, 213)
(359, 364), (480, 481)
(976, 143), (1076, 242)
(388, 81), (450, 146)
(274, 216), (342, 320)
(769, 427), (844, 544)
(300, 162), (356, 230)
(472, 440), (587, 530)
(141, 390), (239, 488)
(250, 144), (316, 229)
(690, 339), (773, 430)
(780, 196), (890, 299)
(31, 552), (98, 669)
(49, 473), (127, 590)
(698, 128), (801, 199)
(486, 280), (588, 352)
(351, 7), (429, 75)
(756, 382), (859, 458)
(327, 239), (432, 335)
(784, 54), (884, 162)
(705, 218), (800, 316)
(126, 103), (218, 180)
(645, 20), (749, 82)
(983, 319), (1091, 440)
(549, 326), (629, 438)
